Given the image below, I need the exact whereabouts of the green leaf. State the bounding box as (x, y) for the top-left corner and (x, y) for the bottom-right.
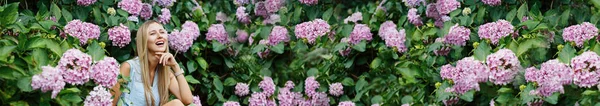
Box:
(370, 57), (382, 69)
(62, 8), (73, 22)
(87, 41), (106, 61)
(50, 3), (62, 20)
(212, 41), (226, 52)
(351, 41), (366, 52)
(582, 90), (598, 96)
(17, 77), (32, 92)
(496, 94), (512, 104)
(459, 90), (475, 102)
(560, 9), (570, 26)
(271, 43), (285, 54)
(260, 26), (273, 39)
(185, 75), (201, 84)
(196, 57), (209, 71)
(214, 90), (226, 102)
(401, 95), (413, 104)
(33, 49), (50, 67)
(474, 41), (491, 61)
(307, 68), (318, 77)
(520, 84), (535, 104)
(322, 8), (334, 21)
(543, 93), (559, 104)
(517, 3), (528, 22)
(260, 68), (272, 77)
(0, 3), (19, 26)
(0, 45), (17, 62)
(498, 87), (513, 93)
(61, 87), (81, 94)
(61, 93), (83, 103)
(341, 25), (353, 37)
(223, 77), (237, 86)
(371, 95), (384, 104)
(355, 78), (367, 93)
(558, 44), (576, 64)
(341, 77), (355, 86)
(213, 77), (224, 92)
(506, 8), (517, 22)
(186, 61), (198, 74)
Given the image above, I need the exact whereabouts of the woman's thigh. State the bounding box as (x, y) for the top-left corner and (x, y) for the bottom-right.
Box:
(163, 99), (184, 106)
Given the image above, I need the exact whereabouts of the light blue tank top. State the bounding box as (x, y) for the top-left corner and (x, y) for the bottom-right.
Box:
(120, 57), (161, 106)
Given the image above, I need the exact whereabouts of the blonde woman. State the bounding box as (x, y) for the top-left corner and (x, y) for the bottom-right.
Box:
(112, 20), (193, 106)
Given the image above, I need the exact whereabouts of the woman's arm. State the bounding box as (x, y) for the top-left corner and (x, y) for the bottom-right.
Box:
(111, 62), (131, 106)
(168, 65), (193, 105)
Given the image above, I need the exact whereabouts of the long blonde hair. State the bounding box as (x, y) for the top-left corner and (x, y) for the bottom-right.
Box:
(136, 20), (170, 106)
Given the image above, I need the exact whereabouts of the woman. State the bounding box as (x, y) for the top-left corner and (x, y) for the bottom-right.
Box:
(112, 20), (193, 106)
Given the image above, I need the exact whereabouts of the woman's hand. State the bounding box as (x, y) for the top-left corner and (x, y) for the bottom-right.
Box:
(155, 52), (178, 67)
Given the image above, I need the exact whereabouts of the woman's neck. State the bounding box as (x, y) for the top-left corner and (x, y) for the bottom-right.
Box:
(148, 52), (159, 73)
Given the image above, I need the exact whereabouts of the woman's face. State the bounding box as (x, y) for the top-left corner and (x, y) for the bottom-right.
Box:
(146, 23), (168, 53)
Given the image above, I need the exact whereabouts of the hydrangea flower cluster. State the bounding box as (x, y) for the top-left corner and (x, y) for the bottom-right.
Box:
(206, 24), (230, 44)
(435, 0), (461, 15)
(407, 8), (423, 26)
(344, 12), (363, 24)
(118, 0), (143, 15)
(234, 0), (249, 6)
(58, 49), (93, 85)
(425, 0), (459, 27)
(443, 24), (471, 46)
(339, 101), (356, 106)
(299, 0), (318, 5)
(482, 0), (502, 6)
(486, 49), (520, 85)
(236, 30), (249, 43)
(525, 60), (572, 97)
(193, 95), (202, 106)
(223, 101), (241, 106)
(308, 92), (330, 106)
(402, 0), (425, 7)
(127, 16), (139, 22)
(84, 86), (112, 106)
(304, 76), (320, 97)
(379, 21), (407, 53)
(329, 82), (343, 96)
(108, 24), (131, 48)
(140, 3), (153, 20)
(77, 0), (97, 6)
(562, 22), (598, 47)
(90, 57), (120, 88)
(277, 87), (302, 106)
(478, 20), (514, 45)
(285, 81), (295, 89)
(153, 0), (175, 7)
(254, 2), (270, 18)
(343, 24), (372, 45)
(259, 77), (276, 96)
(236, 7), (251, 24)
(570, 51), (600, 88)
(265, 0), (284, 13)
(294, 19), (331, 44)
(249, 92), (277, 106)
(169, 21), (200, 53)
(440, 57), (488, 94)
(263, 14), (281, 25)
(31, 66), (65, 99)
(158, 8), (171, 24)
(64, 20), (101, 45)
(260, 26), (289, 46)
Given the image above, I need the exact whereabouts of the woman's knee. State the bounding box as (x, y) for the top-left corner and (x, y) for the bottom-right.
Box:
(164, 99), (184, 106)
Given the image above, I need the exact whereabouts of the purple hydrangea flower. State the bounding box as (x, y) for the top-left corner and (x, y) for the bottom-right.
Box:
(407, 8), (423, 26)
(158, 8), (171, 24)
(118, 0), (143, 15)
(345, 24), (372, 45)
(329, 82), (344, 96)
(443, 24), (470, 46)
(440, 57), (488, 94)
(108, 24), (131, 48)
(140, 3), (153, 20)
(235, 83), (250, 96)
(403, 0), (425, 7)
(525, 60), (572, 97)
(265, 0), (283, 13)
(206, 24), (230, 44)
(90, 57), (120, 88)
(435, 0), (460, 15)
(379, 21), (407, 53)
(285, 81), (295, 89)
(224, 101), (240, 106)
(153, 0), (176, 7)
(64, 20), (101, 45)
(299, 0), (318, 5)
(193, 95), (202, 106)
(254, 2), (270, 18)
(77, 0), (97, 6)
(304, 76), (320, 97)
(478, 20), (514, 45)
(236, 7), (251, 24)
(294, 19), (331, 44)
(563, 22), (598, 47)
(236, 30), (249, 43)
(262, 26), (289, 46)
(487, 49), (520, 85)
(234, 0), (249, 6)
(482, 0), (502, 6)
(259, 77), (276, 96)
(339, 101), (355, 106)
(59, 49), (93, 85)
(263, 14), (281, 25)
(278, 88), (302, 106)
(84, 86), (112, 106)
(570, 51), (600, 88)
(169, 21), (200, 53)
(344, 12), (363, 24)
(31, 66), (65, 99)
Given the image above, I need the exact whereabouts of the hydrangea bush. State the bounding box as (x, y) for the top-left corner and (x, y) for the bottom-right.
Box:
(3, 0), (600, 106)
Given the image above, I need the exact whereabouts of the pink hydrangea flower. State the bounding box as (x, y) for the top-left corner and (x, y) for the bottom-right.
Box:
(59, 49), (93, 85)
(158, 8), (171, 24)
(403, 0), (425, 7)
(487, 49), (520, 85)
(254, 2), (270, 18)
(265, 0), (283, 13)
(304, 76), (320, 97)
(90, 57), (120, 88)
(140, 3), (153, 20)
(525, 60), (572, 97)
(263, 14), (281, 25)
(263, 26), (289, 46)
(379, 21), (407, 53)
(443, 24), (471, 46)
(563, 22), (598, 47)
(234, 0), (249, 6)
(236, 30), (249, 43)
(278, 88), (302, 106)
(339, 101), (355, 106)
(236, 7), (252, 24)
(235, 83), (250, 96)
(118, 0), (143, 15)
(571, 51), (600, 88)
(169, 21), (200, 53)
(482, 0), (502, 6)
(224, 101), (240, 106)
(299, 0), (318, 5)
(64, 20), (101, 45)
(31, 66), (65, 99)
(285, 81), (295, 89)
(435, 0), (460, 15)
(478, 20), (514, 45)
(206, 24), (230, 44)
(294, 19), (331, 44)
(84, 86), (112, 106)
(407, 8), (423, 26)
(309, 92), (329, 106)
(259, 77), (276, 96)
(329, 82), (344, 96)
(249, 92), (276, 106)
(344, 12), (363, 24)
(345, 24), (372, 45)
(153, 0), (175, 7)
(108, 24), (131, 48)
(440, 57), (488, 94)
(77, 0), (97, 6)
(193, 95), (202, 106)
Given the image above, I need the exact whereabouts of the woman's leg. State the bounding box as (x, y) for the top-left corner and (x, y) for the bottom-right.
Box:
(163, 99), (184, 106)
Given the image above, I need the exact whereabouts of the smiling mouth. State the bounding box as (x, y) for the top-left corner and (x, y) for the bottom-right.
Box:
(156, 41), (165, 46)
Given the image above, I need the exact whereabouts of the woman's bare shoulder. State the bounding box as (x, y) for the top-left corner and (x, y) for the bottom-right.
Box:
(120, 62), (131, 77)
